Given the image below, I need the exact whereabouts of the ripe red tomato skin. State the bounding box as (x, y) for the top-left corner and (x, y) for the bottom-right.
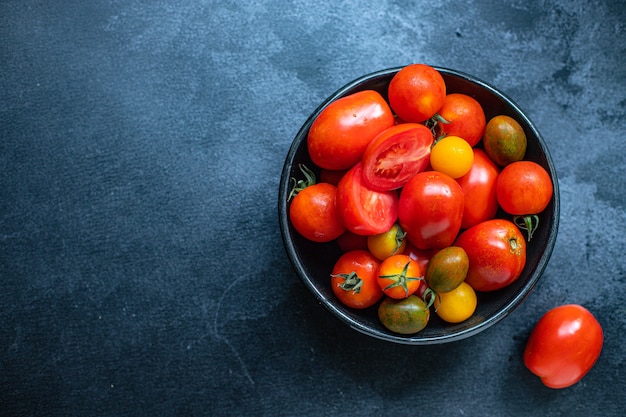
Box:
(496, 161), (553, 215)
(398, 171), (464, 250)
(524, 304), (603, 389)
(307, 90), (395, 170)
(437, 93), (486, 147)
(289, 183), (345, 242)
(454, 219), (526, 291)
(388, 64), (446, 123)
(456, 149), (500, 229)
(361, 123), (434, 191)
(330, 250), (383, 309)
(336, 163), (399, 236)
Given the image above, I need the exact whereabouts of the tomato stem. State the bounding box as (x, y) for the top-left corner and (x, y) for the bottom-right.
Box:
(332, 271), (363, 293)
(379, 261), (423, 298)
(288, 164), (316, 201)
(425, 113), (450, 143)
(422, 288), (436, 309)
(514, 214), (540, 242)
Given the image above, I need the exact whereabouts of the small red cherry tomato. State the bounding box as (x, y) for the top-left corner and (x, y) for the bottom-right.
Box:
(398, 171), (464, 250)
(524, 304), (603, 389)
(361, 123), (434, 191)
(456, 149), (500, 229)
(496, 160), (553, 215)
(377, 254), (423, 299)
(336, 163), (399, 236)
(289, 182), (345, 242)
(454, 219), (526, 291)
(308, 90), (395, 170)
(331, 250), (383, 309)
(388, 64), (446, 123)
(436, 93), (486, 147)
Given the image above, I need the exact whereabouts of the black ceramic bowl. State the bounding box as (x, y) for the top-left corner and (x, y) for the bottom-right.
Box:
(278, 66), (560, 345)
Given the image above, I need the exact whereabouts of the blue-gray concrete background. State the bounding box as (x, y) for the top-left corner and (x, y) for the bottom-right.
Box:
(1, 1), (625, 416)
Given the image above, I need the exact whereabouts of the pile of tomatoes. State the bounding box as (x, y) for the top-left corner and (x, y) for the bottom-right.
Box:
(288, 63), (554, 335)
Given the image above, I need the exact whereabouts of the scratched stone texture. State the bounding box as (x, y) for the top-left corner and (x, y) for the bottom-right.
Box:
(1, 1), (625, 416)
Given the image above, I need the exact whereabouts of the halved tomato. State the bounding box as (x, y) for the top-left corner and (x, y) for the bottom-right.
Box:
(336, 163), (399, 236)
(361, 123), (434, 191)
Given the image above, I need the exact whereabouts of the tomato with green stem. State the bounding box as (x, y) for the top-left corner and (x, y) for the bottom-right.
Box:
(367, 223), (407, 260)
(455, 219), (526, 292)
(288, 165), (345, 242)
(330, 250), (383, 309)
(377, 254), (423, 299)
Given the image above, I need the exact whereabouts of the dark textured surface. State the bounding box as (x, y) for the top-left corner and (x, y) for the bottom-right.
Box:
(1, 1), (625, 416)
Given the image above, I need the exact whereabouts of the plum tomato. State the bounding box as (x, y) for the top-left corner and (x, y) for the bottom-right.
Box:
(483, 115), (527, 167)
(336, 163), (399, 236)
(456, 148), (500, 229)
(361, 123), (434, 191)
(377, 254), (423, 299)
(330, 250), (384, 309)
(289, 179), (345, 243)
(367, 223), (407, 261)
(388, 64), (446, 123)
(378, 294), (430, 334)
(429, 135), (475, 179)
(425, 246), (469, 293)
(398, 171), (464, 250)
(433, 281), (477, 323)
(455, 219), (526, 292)
(308, 90), (395, 170)
(496, 160), (553, 216)
(435, 93), (486, 146)
(523, 304), (603, 389)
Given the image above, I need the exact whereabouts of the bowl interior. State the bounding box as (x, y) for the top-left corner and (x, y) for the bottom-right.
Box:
(279, 67), (560, 345)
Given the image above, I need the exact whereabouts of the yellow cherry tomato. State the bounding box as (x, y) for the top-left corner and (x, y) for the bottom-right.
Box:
(430, 135), (474, 178)
(434, 281), (477, 323)
(367, 223), (407, 260)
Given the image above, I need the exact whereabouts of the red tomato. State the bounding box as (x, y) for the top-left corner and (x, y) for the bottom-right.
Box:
(496, 160), (553, 215)
(336, 163), (399, 236)
(454, 219), (526, 291)
(331, 250), (383, 309)
(436, 93), (486, 146)
(360, 123), (434, 191)
(388, 64), (446, 123)
(307, 90), (395, 170)
(456, 149), (500, 229)
(289, 182), (345, 242)
(377, 254), (422, 299)
(398, 171), (464, 250)
(524, 304), (603, 389)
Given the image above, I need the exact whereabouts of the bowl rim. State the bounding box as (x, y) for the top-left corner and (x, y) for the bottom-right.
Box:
(278, 66), (560, 345)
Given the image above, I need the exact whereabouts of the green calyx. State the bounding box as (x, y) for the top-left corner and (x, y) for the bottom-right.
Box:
(288, 164), (316, 201)
(514, 214), (540, 242)
(332, 271), (363, 293)
(379, 261), (423, 298)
